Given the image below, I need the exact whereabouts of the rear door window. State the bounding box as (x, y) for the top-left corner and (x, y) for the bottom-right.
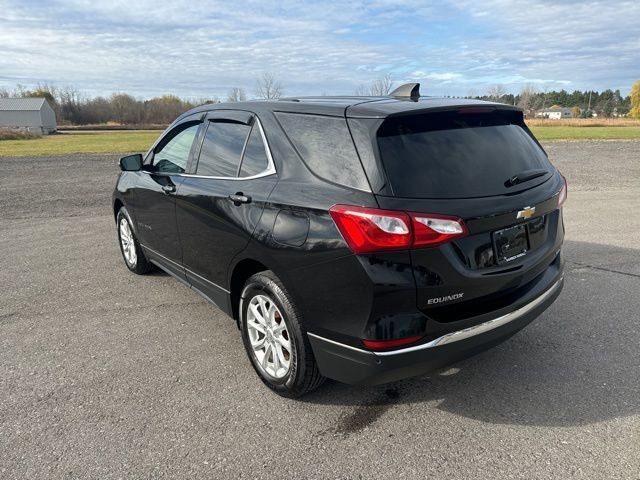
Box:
(196, 121), (251, 177)
(377, 110), (553, 199)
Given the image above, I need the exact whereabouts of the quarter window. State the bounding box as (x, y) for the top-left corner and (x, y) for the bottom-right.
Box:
(275, 112), (370, 191)
(239, 126), (270, 177)
(196, 121), (251, 177)
(153, 123), (199, 173)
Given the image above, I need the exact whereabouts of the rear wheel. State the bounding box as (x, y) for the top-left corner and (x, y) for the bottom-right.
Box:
(117, 207), (155, 274)
(240, 271), (325, 397)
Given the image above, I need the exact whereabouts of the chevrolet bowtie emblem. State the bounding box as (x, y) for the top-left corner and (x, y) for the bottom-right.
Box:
(516, 206), (536, 220)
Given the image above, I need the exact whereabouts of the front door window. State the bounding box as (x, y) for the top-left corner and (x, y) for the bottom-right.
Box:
(154, 124), (200, 173)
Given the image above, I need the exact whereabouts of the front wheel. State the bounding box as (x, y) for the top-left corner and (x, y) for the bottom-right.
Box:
(240, 271), (325, 397)
(116, 207), (155, 274)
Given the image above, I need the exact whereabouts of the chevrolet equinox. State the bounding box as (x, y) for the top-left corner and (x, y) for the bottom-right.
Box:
(113, 83), (566, 397)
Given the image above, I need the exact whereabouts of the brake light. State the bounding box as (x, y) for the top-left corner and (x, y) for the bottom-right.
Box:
(558, 176), (568, 208)
(411, 214), (468, 247)
(329, 205), (411, 254)
(362, 335), (424, 351)
(329, 205), (467, 254)
(456, 107), (496, 114)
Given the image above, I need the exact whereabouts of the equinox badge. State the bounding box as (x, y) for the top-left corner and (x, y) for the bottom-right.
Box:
(516, 206), (535, 220)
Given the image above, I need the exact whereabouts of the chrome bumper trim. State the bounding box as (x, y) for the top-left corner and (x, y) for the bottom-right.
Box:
(308, 276), (563, 358)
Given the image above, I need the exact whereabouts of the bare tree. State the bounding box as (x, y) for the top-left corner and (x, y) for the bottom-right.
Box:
(58, 86), (84, 124)
(255, 73), (283, 100)
(369, 74), (394, 96)
(486, 84), (507, 103)
(0, 87), (10, 98)
(355, 74), (394, 96)
(81, 96), (112, 124)
(227, 87), (246, 102)
(14, 84), (28, 97)
(355, 84), (368, 96)
(517, 84), (538, 117)
(110, 93), (140, 124)
(143, 95), (188, 124)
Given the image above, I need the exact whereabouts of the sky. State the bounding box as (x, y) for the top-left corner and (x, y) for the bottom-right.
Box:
(0, 0), (638, 100)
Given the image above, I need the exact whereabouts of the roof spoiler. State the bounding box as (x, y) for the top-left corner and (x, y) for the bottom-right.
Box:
(389, 83), (420, 100)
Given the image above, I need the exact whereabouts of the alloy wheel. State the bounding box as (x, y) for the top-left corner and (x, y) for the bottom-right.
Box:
(246, 294), (292, 379)
(119, 218), (137, 266)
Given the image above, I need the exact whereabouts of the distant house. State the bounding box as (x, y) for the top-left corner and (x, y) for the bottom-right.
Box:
(536, 106), (573, 120)
(0, 97), (57, 134)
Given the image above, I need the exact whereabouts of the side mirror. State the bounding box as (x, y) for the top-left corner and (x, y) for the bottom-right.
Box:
(119, 154), (143, 171)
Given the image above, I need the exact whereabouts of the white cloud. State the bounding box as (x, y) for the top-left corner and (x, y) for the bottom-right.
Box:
(0, 0), (637, 98)
(425, 72), (464, 82)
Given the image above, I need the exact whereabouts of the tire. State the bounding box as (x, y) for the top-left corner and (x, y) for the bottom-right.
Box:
(239, 271), (325, 397)
(116, 207), (155, 275)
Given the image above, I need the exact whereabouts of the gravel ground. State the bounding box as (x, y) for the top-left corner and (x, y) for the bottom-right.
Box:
(1, 141), (639, 479)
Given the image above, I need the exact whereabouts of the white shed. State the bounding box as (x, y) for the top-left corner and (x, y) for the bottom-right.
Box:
(0, 98), (57, 134)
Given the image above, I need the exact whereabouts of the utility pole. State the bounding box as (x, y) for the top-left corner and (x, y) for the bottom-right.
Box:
(588, 91), (592, 111)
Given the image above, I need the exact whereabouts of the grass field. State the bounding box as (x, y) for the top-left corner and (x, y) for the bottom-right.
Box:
(529, 126), (640, 140)
(526, 118), (640, 127)
(525, 117), (640, 127)
(1, 126), (640, 157)
(0, 130), (160, 157)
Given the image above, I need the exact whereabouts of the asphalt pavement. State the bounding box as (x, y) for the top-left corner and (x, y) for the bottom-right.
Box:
(1, 141), (639, 479)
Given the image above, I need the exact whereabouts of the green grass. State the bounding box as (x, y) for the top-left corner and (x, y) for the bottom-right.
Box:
(529, 126), (640, 140)
(1, 126), (640, 157)
(0, 130), (160, 157)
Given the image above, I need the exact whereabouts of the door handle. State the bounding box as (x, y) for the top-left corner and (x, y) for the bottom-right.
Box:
(228, 192), (251, 205)
(162, 184), (176, 194)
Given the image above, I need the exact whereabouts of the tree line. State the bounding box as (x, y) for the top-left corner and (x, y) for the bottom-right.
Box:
(0, 84), (214, 126)
(0, 73), (283, 126)
(354, 76), (637, 118)
(1, 74), (637, 125)
(475, 84), (632, 118)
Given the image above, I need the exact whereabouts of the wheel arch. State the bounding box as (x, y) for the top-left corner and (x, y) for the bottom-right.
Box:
(113, 198), (140, 237)
(113, 198), (124, 222)
(229, 258), (270, 321)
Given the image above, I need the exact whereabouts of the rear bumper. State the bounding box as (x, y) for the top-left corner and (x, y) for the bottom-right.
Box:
(308, 269), (564, 385)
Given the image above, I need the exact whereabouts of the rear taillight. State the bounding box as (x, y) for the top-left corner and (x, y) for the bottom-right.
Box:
(362, 335), (424, 351)
(558, 176), (568, 208)
(329, 205), (412, 254)
(329, 204), (467, 254)
(411, 214), (468, 247)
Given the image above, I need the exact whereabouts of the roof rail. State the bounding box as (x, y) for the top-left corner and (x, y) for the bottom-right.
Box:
(389, 83), (420, 100)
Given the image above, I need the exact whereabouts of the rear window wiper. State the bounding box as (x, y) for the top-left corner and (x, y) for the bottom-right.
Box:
(504, 169), (549, 187)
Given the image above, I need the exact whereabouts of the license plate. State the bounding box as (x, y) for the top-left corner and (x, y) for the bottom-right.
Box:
(493, 224), (529, 264)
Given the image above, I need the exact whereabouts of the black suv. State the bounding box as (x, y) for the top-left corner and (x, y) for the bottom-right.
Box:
(113, 83), (565, 397)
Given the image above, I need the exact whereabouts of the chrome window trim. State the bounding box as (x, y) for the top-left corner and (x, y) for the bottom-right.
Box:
(141, 117), (276, 181)
(184, 117), (276, 180)
(308, 276), (564, 357)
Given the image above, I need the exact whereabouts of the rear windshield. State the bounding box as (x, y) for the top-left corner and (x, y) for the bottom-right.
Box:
(377, 110), (553, 199)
